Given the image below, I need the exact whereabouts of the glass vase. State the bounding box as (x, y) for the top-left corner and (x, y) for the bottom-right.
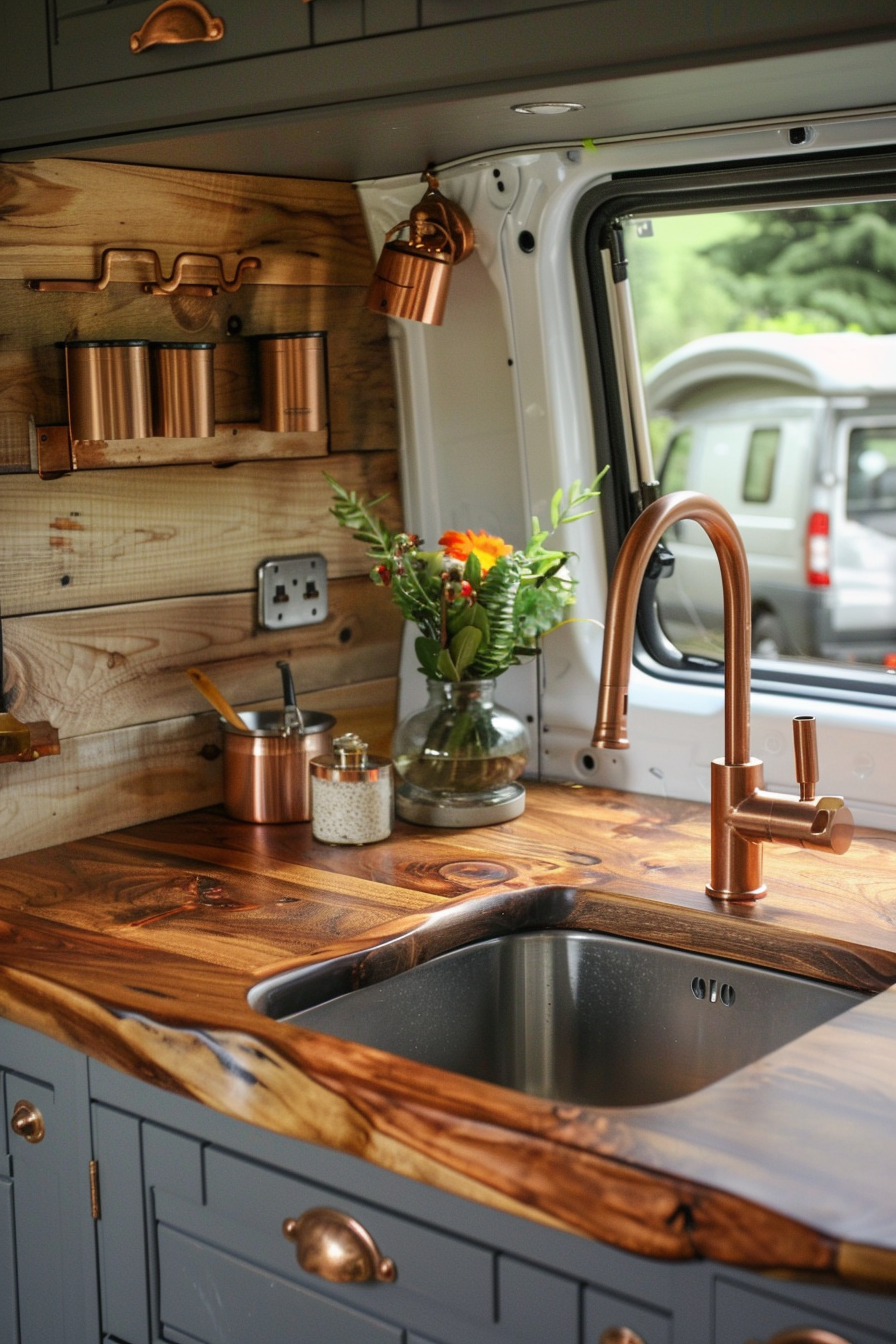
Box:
(392, 678), (529, 827)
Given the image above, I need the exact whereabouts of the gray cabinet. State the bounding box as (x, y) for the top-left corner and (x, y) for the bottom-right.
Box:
(51, 0), (310, 91)
(0, 1173), (17, 1344)
(0, 1018), (100, 1344)
(715, 1278), (896, 1344)
(3, 1014), (896, 1344)
(1, 4), (50, 100)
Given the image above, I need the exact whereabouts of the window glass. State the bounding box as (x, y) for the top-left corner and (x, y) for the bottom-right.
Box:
(659, 429), (693, 494)
(742, 427), (780, 503)
(847, 426), (896, 532)
(621, 199), (896, 670)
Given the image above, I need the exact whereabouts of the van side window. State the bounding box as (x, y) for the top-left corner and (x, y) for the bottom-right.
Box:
(659, 429), (693, 494)
(847, 426), (896, 532)
(742, 427), (780, 503)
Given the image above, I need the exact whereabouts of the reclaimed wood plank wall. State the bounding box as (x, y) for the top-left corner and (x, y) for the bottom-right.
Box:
(0, 159), (403, 858)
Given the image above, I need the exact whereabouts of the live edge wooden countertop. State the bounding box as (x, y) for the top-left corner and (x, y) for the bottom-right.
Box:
(1, 783), (896, 1289)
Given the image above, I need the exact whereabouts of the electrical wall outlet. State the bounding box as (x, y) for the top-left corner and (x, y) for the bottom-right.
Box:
(257, 554), (328, 630)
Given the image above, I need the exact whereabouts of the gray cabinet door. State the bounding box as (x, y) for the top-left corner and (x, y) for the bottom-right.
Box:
(93, 1104), (150, 1344)
(583, 1285), (672, 1344)
(0, 1019), (100, 1344)
(51, 0), (310, 90)
(1, 4), (50, 99)
(0, 1175), (18, 1344)
(714, 1280), (896, 1344)
(158, 1224), (403, 1344)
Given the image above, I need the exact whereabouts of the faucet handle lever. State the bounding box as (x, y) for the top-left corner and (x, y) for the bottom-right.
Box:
(793, 715), (819, 801)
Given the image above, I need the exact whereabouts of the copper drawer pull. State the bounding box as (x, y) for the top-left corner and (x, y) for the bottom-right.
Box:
(131, 0), (224, 53)
(10, 1100), (45, 1144)
(283, 1208), (396, 1284)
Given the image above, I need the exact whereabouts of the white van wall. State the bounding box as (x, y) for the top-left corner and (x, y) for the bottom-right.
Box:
(359, 109), (896, 829)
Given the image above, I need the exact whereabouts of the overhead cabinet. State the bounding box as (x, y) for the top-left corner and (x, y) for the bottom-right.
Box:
(50, 0), (311, 90)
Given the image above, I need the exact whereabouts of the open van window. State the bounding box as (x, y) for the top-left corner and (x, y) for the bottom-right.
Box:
(582, 165), (896, 696)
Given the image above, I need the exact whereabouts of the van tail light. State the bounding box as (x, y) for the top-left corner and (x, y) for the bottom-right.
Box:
(806, 511), (830, 586)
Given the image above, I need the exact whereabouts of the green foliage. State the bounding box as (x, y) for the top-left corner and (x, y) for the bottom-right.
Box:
(326, 470), (606, 682)
(700, 203), (896, 335)
(625, 203), (896, 379)
(325, 472), (393, 560)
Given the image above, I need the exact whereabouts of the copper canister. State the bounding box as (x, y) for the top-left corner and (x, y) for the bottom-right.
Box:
(152, 342), (216, 438)
(64, 340), (152, 442)
(256, 332), (327, 433)
(222, 709), (336, 823)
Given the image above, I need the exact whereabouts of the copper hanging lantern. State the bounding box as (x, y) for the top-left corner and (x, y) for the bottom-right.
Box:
(365, 171), (475, 326)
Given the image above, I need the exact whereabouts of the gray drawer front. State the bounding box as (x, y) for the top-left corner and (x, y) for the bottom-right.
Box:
(497, 1255), (579, 1340)
(202, 1144), (496, 1333)
(158, 1224), (401, 1344)
(0, 1177), (17, 1344)
(714, 1281), (896, 1344)
(584, 1285), (672, 1344)
(52, 0), (311, 89)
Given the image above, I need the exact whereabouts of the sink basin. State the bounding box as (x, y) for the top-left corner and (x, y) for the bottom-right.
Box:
(251, 929), (865, 1108)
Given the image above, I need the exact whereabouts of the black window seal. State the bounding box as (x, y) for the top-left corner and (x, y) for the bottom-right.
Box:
(571, 145), (896, 710)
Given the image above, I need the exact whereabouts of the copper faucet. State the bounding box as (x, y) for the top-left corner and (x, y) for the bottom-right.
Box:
(593, 491), (854, 901)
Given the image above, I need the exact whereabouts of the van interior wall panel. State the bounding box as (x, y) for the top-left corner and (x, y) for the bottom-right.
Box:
(0, 159), (401, 860)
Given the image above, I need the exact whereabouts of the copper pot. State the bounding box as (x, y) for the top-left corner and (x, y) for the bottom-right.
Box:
(152, 341), (216, 438)
(222, 709), (335, 823)
(256, 332), (327, 433)
(64, 340), (152, 442)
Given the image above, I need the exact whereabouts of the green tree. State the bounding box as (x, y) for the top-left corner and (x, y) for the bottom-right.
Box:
(701, 202), (896, 334)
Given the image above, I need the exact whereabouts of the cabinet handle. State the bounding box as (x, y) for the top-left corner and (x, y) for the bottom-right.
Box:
(282, 1208), (397, 1284)
(600, 1331), (646, 1344)
(131, 0), (225, 53)
(748, 1332), (856, 1344)
(10, 1100), (45, 1144)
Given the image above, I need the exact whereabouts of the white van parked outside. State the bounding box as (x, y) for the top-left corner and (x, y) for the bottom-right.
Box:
(647, 332), (896, 663)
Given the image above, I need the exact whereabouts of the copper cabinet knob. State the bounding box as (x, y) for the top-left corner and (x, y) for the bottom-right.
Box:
(10, 1100), (45, 1144)
(282, 1208), (396, 1284)
(600, 1331), (647, 1344)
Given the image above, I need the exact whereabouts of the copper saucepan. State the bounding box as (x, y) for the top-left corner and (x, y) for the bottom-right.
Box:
(222, 710), (336, 823)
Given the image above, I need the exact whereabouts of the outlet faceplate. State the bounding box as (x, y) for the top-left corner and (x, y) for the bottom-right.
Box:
(257, 554), (328, 630)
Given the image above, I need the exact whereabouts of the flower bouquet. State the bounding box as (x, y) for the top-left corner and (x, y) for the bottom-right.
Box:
(326, 470), (605, 825)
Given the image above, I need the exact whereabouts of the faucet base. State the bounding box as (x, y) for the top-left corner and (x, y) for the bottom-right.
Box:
(705, 880), (768, 903)
(706, 757), (767, 903)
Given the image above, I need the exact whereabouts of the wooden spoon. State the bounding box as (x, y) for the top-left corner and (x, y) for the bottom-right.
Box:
(185, 667), (250, 733)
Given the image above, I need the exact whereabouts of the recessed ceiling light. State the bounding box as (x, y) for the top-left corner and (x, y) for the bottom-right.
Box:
(511, 101), (584, 116)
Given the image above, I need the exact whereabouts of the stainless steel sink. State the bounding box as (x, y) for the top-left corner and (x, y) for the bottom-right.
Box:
(251, 929), (865, 1108)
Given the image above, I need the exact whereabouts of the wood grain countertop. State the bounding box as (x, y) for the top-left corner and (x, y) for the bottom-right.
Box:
(1, 781), (896, 1289)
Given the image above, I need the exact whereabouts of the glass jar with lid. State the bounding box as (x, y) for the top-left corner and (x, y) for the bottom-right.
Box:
(310, 734), (393, 845)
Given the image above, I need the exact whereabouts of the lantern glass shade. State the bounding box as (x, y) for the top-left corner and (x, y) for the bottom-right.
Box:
(365, 241), (454, 326)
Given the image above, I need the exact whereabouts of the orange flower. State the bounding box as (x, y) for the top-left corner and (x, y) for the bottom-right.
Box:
(439, 529), (513, 574)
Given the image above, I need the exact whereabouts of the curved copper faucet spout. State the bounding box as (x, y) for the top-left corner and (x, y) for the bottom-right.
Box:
(592, 490), (853, 903)
(592, 490), (751, 766)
